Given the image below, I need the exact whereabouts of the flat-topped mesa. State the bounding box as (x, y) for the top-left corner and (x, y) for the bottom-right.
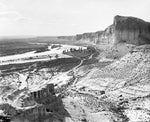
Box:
(113, 15), (150, 45)
(75, 15), (150, 45)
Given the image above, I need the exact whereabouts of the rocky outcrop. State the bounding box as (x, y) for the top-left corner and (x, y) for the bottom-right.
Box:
(0, 84), (69, 122)
(22, 84), (55, 107)
(75, 15), (150, 45)
(76, 31), (104, 44)
(113, 15), (150, 45)
(0, 103), (17, 116)
(13, 84), (69, 122)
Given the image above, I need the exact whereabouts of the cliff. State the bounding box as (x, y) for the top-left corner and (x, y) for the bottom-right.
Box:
(0, 84), (69, 122)
(75, 15), (150, 45)
(13, 84), (69, 122)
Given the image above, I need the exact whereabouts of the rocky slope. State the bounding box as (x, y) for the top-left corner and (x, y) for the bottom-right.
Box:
(75, 15), (150, 45)
(0, 84), (69, 122)
(73, 45), (150, 122)
(0, 15), (150, 122)
(0, 44), (150, 122)
(0, 57), (81, 122)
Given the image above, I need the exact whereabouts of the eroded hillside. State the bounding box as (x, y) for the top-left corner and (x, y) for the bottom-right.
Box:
(0, 15), (150, 122)
(72, 45), (150, 122)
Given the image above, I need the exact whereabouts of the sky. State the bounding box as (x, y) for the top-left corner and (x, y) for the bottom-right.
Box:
(0, 0), (150, 36)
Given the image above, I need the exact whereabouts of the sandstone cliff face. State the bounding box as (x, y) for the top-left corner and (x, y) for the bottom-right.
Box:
(114, 15), (150, 45)
(75, 15), (150, 45)
(76, 31), (104, 44)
